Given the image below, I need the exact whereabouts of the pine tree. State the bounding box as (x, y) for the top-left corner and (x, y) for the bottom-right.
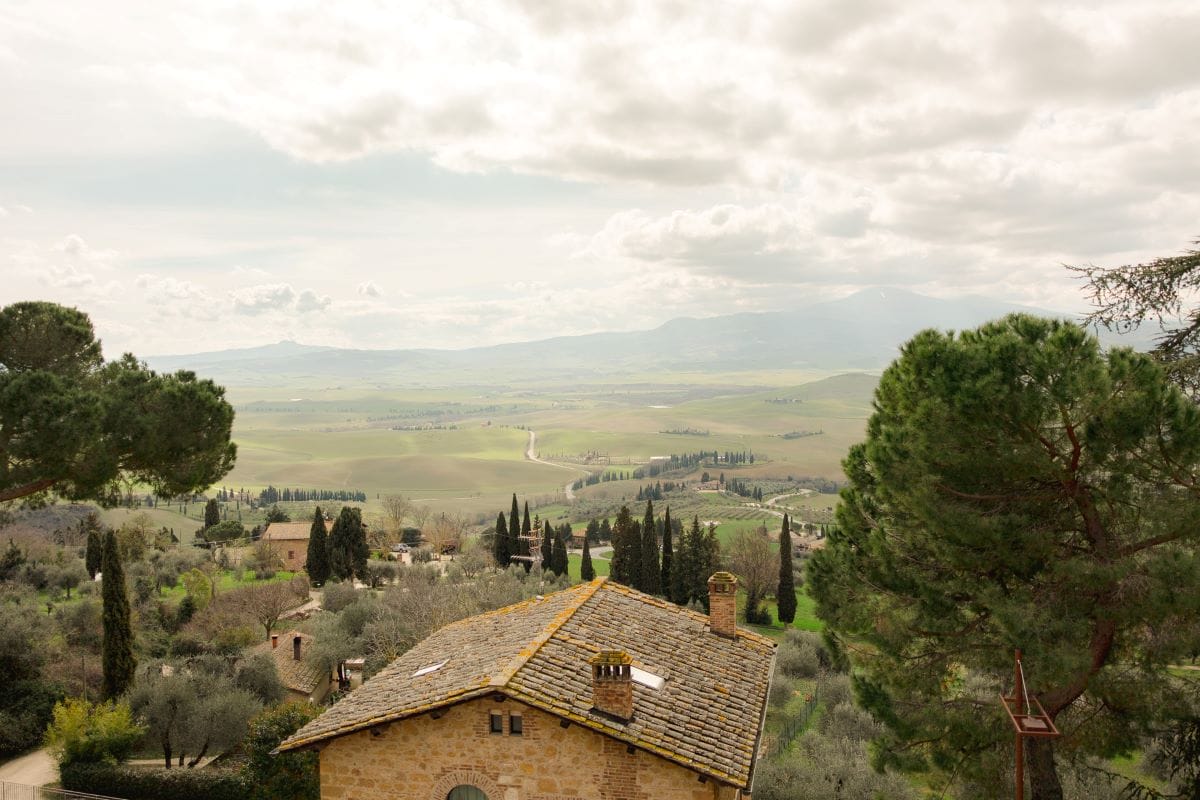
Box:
(640, 500), (660, 594)
(101, 530), (135, 698)
(493, 511), (510, 567)
(609, 505), (637, 586)
(305, 506), (330, 585)
(660, 506), (673, 598)
(508, 494), (521, 567)
(580, 536), (595, 581)
(85, 526), (102, 579)
(551, 526), (568, 577)
(204, 498), (220, 529)
(541, 521), (553, 571)
(777, 513), (796, 624)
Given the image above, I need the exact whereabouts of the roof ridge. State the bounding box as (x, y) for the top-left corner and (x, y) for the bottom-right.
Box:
(602, 581), (778, 648)
(488, 576), (607, 688)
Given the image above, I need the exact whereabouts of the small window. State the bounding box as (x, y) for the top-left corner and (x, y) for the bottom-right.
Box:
(489, 712), (503, 734)
(287, 550), (295, 560)
(509, 714), (523, 736)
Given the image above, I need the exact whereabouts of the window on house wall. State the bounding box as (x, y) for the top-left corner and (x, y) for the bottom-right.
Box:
(446, 786), (488, 800)
(489, 713), (503, 734)
(288, 550), (295, 560)
(509, 714), (523, 735)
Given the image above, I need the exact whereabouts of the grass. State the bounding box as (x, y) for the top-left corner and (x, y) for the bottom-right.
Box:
(567, 552), (611, 580)
(741, 587), (824, 640)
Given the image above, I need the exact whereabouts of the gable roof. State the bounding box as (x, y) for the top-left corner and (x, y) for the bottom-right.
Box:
(262, 521), (330, 541)
(278, 578), (775, 789)
(249, 630), (325, 695)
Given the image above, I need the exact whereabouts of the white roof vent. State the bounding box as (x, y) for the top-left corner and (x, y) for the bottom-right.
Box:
(630, 666), (665, 690)
(412, 659), (449, 678)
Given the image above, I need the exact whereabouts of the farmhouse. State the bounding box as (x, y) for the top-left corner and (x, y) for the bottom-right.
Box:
(261, 519), (331, 572)
(250, 630), (333, 704)
(278, 573), (775, 800)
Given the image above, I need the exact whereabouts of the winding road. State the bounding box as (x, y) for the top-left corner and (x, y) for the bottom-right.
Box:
(525, 430), (588, 501)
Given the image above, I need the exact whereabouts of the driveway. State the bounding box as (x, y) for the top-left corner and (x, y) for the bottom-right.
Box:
(0, 748), (56, 787)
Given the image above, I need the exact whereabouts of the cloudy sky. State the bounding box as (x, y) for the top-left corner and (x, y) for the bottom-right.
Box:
(3, 1), (1199, 355)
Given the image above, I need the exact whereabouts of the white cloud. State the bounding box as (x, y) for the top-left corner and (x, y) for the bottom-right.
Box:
(295, 288), (332, 312)
(230, 283), (296, 315)
(356, 280), (381, 297)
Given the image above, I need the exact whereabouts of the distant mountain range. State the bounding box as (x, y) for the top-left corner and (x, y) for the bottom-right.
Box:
(146, 288), (1153, 387)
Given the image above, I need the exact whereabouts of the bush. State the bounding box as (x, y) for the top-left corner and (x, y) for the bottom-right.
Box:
(61, 762), (251, 800)
(776, 636), (821, 679)
(243, 702), (321, 800)
(321, 581), (360, 613)
(44, 698), (144, 767)
(754, 731), (917, 800)
(769, 674), (796, 709)
(818, 701), (881, 743)
(816, 673), (853, 711)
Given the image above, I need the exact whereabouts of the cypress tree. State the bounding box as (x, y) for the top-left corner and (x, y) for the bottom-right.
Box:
(508, 494), (521, 567)
(101, 530), (135, 699)
(698, 522), (721, 612)
(599, 518), (611, 543)
(609, 505), (636, 586)
(85, 527), (102, 579)
(541, 521), (554, 571)
(640, 500), (660, 594)
(327, 506), (367, 582)
(660, 506), (673, 599)
(305, 506), (330, 585)
(669, 515), (694, 605)
(551, 526), (568, 577)
(203, 498), (220, 529)
(777, 513), (797, 624)
(493, 511), (510, 567)
(580, 536), (595, 581)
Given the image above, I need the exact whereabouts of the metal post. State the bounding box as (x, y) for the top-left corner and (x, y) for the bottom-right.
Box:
(1014, 649), (1024, 800)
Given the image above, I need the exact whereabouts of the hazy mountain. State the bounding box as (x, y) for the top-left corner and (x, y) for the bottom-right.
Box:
(146, 288), (1152, 386)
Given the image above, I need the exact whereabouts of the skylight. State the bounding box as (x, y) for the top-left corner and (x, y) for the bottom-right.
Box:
(412, 659), (449, 678)
(630, 666), (665, 690)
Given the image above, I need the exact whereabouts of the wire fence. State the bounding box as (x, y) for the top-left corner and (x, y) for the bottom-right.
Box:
(766, 684), (821, 759)
(0, 783), (121, 800)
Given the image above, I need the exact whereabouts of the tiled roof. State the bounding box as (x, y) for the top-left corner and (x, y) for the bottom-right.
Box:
(262, 521), (330, 541)
(278, 578), (776, 788)
(249, 631), (326, 695)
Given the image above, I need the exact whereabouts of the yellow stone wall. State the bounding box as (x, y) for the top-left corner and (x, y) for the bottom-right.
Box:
(265, 539), (306, 572)
(317, 696), (743, 800)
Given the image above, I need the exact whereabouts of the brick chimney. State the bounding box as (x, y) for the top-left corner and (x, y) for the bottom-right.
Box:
(708, 571), (738, 638)
(293, 635), (302, 661)
(589, 650), (633, 722)
(271, 634), (279, 649)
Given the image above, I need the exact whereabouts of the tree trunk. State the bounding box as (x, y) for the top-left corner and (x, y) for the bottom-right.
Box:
(1026, 738), (1063, 800)
(187, 739), (209, 768)
(162, 735), (171, 769)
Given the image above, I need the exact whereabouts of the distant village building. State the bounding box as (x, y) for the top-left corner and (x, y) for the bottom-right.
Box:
(260, 519), (331, 572)
(250, 630), (332, 704)
(279, 573), (775, 800)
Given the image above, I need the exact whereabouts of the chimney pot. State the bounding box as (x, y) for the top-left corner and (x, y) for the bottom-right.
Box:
(293, 635), (302, 661)
(707, 571), (738, 637)
(271, 634), (278, 649)
(589, 650), (633, 721)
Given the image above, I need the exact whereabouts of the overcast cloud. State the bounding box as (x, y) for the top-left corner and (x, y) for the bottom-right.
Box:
(1, 0), (1198, 354)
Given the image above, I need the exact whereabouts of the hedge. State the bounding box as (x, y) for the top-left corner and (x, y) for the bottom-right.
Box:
(60, 762), (251, 800)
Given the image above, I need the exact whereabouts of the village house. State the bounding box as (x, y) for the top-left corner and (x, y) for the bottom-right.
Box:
(278, 573), (775, 800)
(249, 630), (333, 705)
(260, 519), (331, 572)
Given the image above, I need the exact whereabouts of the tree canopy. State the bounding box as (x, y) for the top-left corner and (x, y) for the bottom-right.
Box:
(809, 314), (1200, 799)
(0, 302), (236, 504)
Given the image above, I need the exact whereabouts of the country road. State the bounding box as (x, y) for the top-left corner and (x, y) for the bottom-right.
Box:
(525, 430), (587, 501)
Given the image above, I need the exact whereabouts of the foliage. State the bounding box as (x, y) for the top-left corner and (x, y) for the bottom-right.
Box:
(639, 500), (660, 594)
(493, 511), (510, 567)
(726, 527), (775, 624)
(321, 581), (361, 613)
(203, 519), (246, 543)
(242, 702), (321, 800)
(44, 698), (144, 767)
(204, 499), (220, 529)
(753, 731), (917, 800)
(580, 536), (595, 581)
(0, 301), (236, 504)
(777, 514), (796, 624)
(264, 504), (289, 523)
(550, 525), (568, 577)
(326, 506), (367, 582)
(61, 762), (251, 800)
(809, 314), (1200, 796)
(608, 505), (637, 586)
(234, 653), (286, 705)
(101, 530), (136, 699)
(659, 506), (673, 598)
(0, 679), (64, 758)
(86, 526), (103, 578)
(180, 568), (213, 610)
(305, 506), (330, 585)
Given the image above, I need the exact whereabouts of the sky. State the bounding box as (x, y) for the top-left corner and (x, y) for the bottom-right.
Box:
(2, 0), (1199, 355)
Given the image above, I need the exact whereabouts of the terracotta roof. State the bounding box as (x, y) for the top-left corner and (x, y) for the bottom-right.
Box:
(249, 630), (326, 695)
(278, 578), (775, 789)
(262, 521), (330, 541)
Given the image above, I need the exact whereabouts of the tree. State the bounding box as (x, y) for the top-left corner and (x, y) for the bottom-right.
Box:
(85, 526), (102, 579)
(493, 511), (510, 567)
(126, 666), (194, 768)
(727, 527), (774, 625)
(243, 702), (321, 800)
(204, 499), (220, 529)
(265, 504), (289, 523)
(0, 301), (236, 504)
(599, 518), (612, 544)
(326, 506), (367, 582)
(305, 507), (330, 585)
(541, 521), (553, 571)
(235, 581), (303, 641)
(551, 526), (568, 577)
(669, 516), (694, 606)
(690, 521), (721, 612)
(100, 531), (135, 699)
(639, 500), (660, 594)
(380, 495), (411, 545)
(202, 519), (245, 544)
(508, 495), (521, 567)
(580, 536), (595, 581)
(1071, 238), (1200, 396)
(660, 506), (673, 596)
(777, 514), (796, 624)
(808, 314), (1200, 799)
(586, 518), (601, 544)
(44, 698), (143, 767)
(518, 501), (532, 572)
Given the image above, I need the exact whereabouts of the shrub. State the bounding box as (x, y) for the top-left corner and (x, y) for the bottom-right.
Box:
(776, 636), (820, 679)
(754, 731), (917, 800)
(61, 762), (251, 800)
(321, 581), (360, 613)
(44, 698), (144, 766)
(818, 701), (881, 743)
(816, 673), (853, 711)
(769, 674), (796, 709)
(243, 702), (321, 800)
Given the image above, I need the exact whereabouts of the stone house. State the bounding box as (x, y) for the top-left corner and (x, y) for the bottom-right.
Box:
(278, 573), (776, 799)
(261, 520), (331, 572)
(249, 630), (333, 705)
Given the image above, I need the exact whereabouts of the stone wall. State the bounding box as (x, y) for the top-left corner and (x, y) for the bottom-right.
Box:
(265, 539), (306, 572)
(317, 696), (743, 800)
